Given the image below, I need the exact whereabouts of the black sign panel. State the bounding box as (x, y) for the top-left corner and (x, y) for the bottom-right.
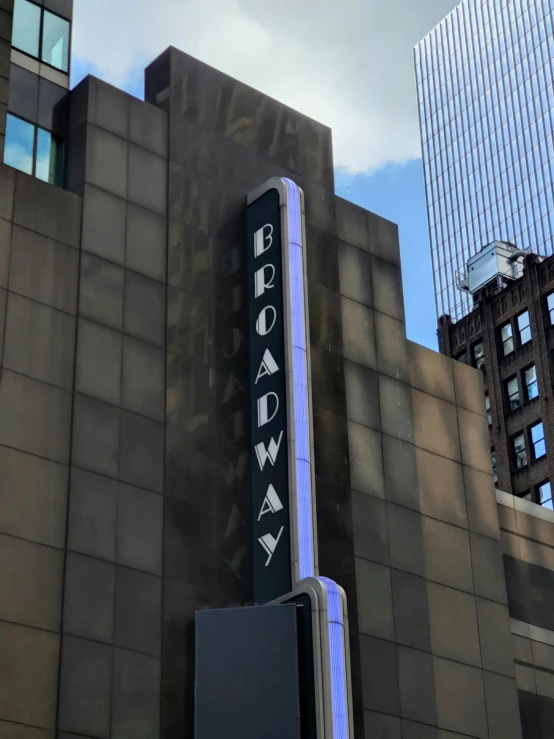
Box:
(246, 188), (292, 604)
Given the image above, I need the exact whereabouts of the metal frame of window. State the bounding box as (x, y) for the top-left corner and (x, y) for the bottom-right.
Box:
(4, 112), (64, 185)
(517, 310), (532, 345)
(530, 421), (546, 460)
(491, 448), (498, 483)
(547, 292), (554, 326)
(485, 393), (492, 426)
(538, 480), (553, 509)
(473, 341), (485, 363)
(524, 364), (539, 401)
(500, 322), (514, 355)
(12, 0), (70, 73)
(513, 432), (527, 469)
(506, 375), (520, 411)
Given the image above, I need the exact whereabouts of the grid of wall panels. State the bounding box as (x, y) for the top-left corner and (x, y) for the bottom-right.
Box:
(415, 0), (554, 320)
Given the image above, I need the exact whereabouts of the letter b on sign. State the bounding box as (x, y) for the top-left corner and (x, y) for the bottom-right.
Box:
(254, 224), (273, 257)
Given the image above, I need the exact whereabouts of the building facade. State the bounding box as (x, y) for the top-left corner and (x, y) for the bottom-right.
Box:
(0, 1), (542, 738)
(415, 0), (554, 321)
(439, 252), (554, 506)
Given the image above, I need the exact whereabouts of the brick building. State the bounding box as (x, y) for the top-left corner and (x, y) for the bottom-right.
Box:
(439, 247), (554, 507)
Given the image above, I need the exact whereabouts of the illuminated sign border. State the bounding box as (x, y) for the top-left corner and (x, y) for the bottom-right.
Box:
(248, 178), (353, 739)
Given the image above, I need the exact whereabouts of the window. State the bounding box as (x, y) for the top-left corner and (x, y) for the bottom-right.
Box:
(4, 114), (34, 175)
(455, 351), (468, 364)
(530, 422), (546, 460)
(11, 0), (69, 73)
(506, 376), (520, 411)
(538, 481), (553, 510)
(500, 322), (514, 355)
(524, 365), (539, 400)
(473, 341), (485, 365)
(12, 0), (40, 58)
(4, 114), (64, 185)
(547, 292), (554, 325)
(491, 450), (498, 484)
(41, 10), (70, 72)
(485, 393), (492, 426)
(517, 310), (532, 345)
(513, 433), (527, 469)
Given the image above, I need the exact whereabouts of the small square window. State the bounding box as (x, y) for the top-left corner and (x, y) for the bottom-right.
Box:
(547, 293), (554, 326)
(513, 433), (527, 469)
(517, 310), (531, 345)
(530, 422), (546, 460)
(538, 480), (553, 509)
(524, 365), (539, 401)
(500, 322), (514, 355)
(506, 376), (520, 411)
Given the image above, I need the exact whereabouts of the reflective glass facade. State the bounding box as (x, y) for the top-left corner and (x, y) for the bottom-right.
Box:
(415, 0), (554, 320)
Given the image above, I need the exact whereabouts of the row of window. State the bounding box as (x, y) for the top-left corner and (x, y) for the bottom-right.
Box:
(500, 310), (531, 355)
(483, 364), (539, 428)
(4, 113), (64, 186)
(513, 421), (546, 470)
(12, 0), (69, 73)
(520, 480), (553, 510)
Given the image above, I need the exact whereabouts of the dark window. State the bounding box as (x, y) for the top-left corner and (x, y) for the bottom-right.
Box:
(4, 113), (64, 186)
(517, 310), (531, 345)
(11, 0), (70, 73)
(524, 365), (539, 400)
(491, 449), (498, 484)
(500, 322), (514, 355)
(455, 350), (468, 364)
(538, 480), (553, 510)
(547, 292), (554, 325)
(530, 421), (546, 460)
(473, 341), (485, 365)
(521, 491), (533, 502)
(506, 376), (520, 411)
(513, 433), (527, 469)
(485, 393), (492, 426)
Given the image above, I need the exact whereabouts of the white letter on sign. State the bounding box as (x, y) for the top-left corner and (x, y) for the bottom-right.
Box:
(255, 432), (284, 470)
(257, 391), (279, 427)
(255, 349), (279, 384)
(257, 484), (284, 521)
(259, 527), (284, 566)
(254, 224), (273, 257)
(254, 264), (276, 298)
(256, 305), (277, 336)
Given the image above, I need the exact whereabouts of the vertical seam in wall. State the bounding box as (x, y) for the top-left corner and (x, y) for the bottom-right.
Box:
(159, 61), (170, 739)
(53, 189), (85, 734)
(0, 194), (15, 381)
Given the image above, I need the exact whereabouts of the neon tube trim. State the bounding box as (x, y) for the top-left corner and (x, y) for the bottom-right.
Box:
(283, 177), (315, 580)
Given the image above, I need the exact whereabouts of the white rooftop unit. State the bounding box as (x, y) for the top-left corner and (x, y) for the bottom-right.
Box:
(456, 241), (526, 297)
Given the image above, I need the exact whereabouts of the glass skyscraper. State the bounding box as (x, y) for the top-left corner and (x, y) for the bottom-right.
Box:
(415, 0), (554, 320)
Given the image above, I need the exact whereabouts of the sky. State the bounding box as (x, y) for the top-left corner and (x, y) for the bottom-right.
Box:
(71, 0), (461, 349)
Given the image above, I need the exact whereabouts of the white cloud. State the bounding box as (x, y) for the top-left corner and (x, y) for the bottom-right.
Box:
(72, 0), (458, 173)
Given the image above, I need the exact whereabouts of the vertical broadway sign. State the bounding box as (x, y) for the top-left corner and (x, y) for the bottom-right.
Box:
(247, 187), (292, 603)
